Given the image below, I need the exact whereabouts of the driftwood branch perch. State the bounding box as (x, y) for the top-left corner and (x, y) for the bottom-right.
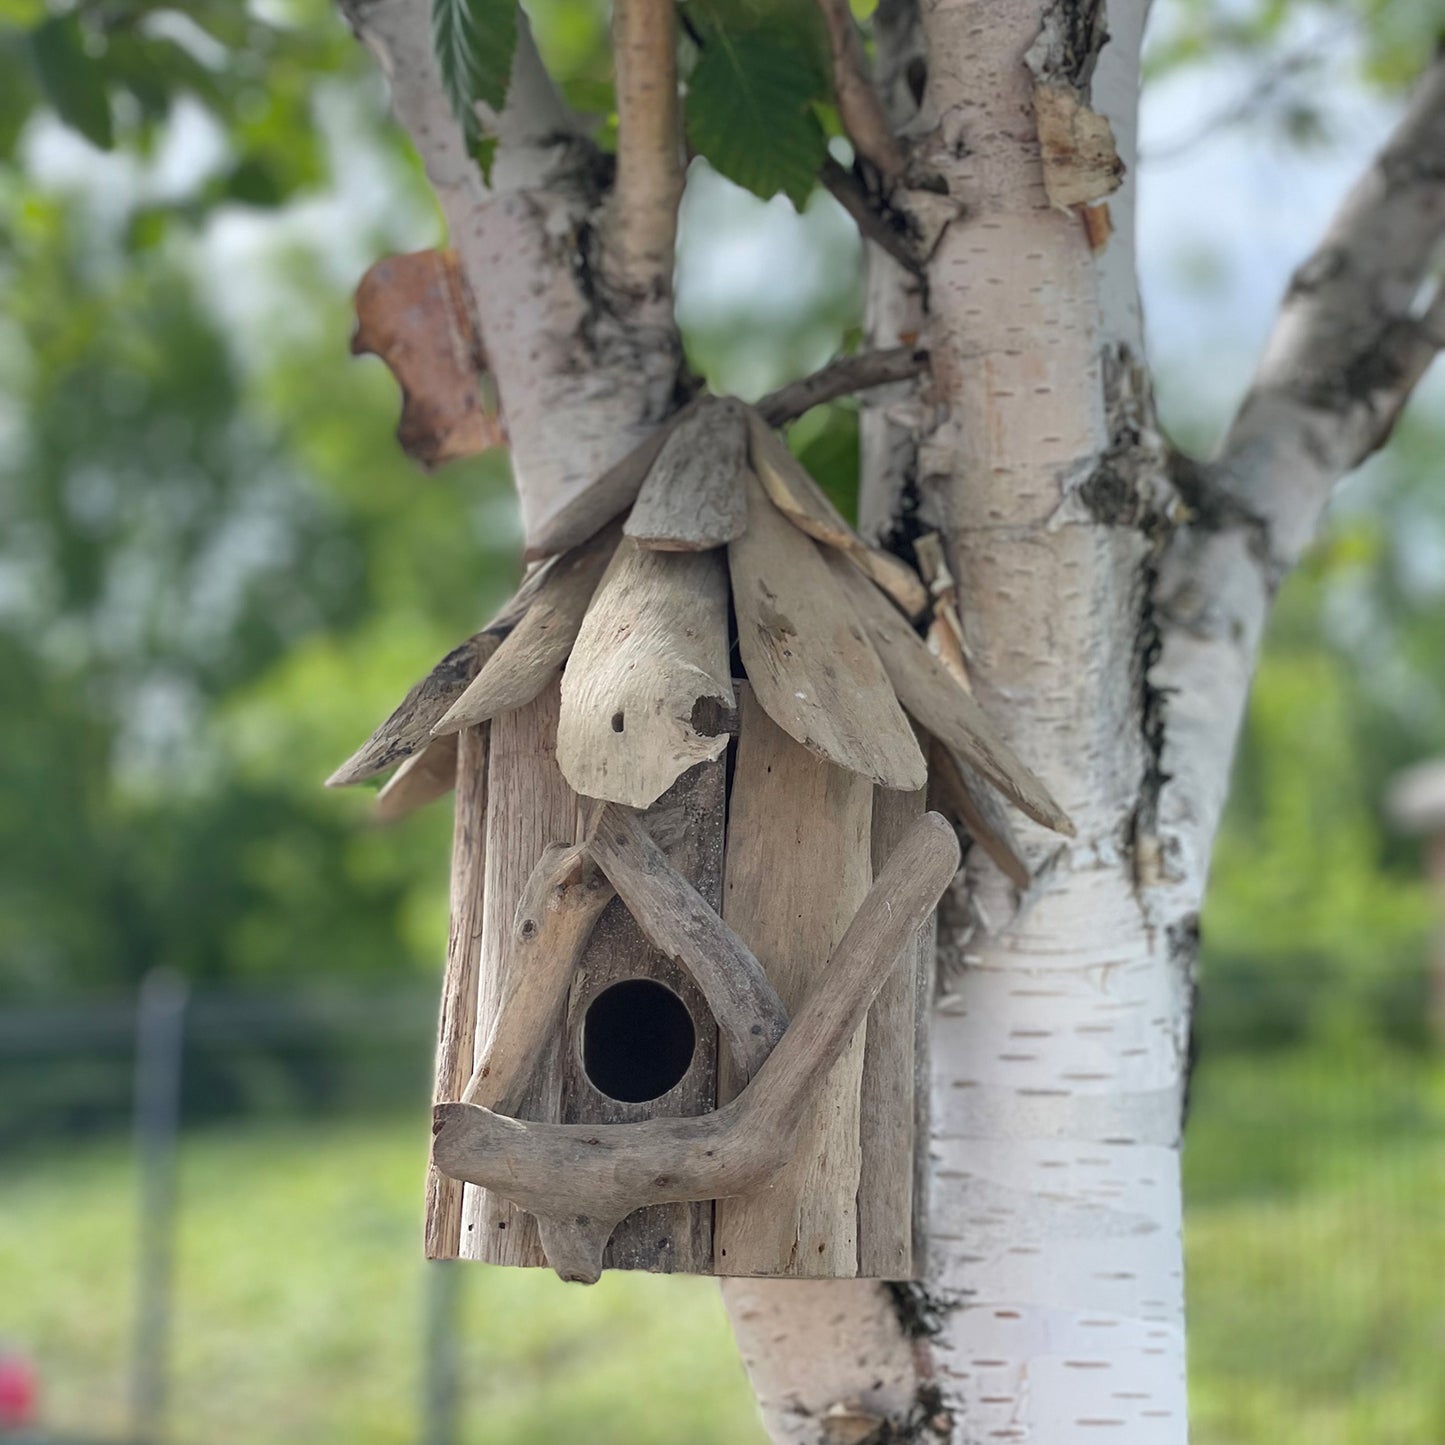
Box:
(587, 802), (787, 1082)
(432, 811), (959, 1283)
(460, 842), (613, 1113)
(754, 347), (928, 427)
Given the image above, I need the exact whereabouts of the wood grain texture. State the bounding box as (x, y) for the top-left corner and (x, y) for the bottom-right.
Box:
(713, 685), (873, 1277)
(459, 681), (579, 1267)
(558, 761), (726, 1273)
(558, 539), (734, 808)
(432, 811), (960, 1284)
(825, 551), (1075, 835)
(729, 470), (925, 793)
(433, 527), (619, 736)
(375, 736), (459, 821)
(588, 801), (787, 1082)
(423, 725), (487, 1260)
(461, 843), (612, 1113)
(624, 397), (748, 551)
(523, 400), (700, 561)
(928, 737), (1032, 889)
(744, 407), (928, 619)
(857, 776), (931, 1279)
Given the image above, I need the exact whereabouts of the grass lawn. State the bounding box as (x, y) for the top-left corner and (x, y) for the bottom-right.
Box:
(1, 1048), (1440, 1443)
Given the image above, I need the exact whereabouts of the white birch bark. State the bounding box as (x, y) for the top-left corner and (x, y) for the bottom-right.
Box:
(343, 2), (1445, 1439)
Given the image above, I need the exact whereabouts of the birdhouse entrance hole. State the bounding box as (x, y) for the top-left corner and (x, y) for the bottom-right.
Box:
(582, 978), (696, 1103)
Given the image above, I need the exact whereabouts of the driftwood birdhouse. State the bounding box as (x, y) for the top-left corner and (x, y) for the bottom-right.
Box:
(328, 397), (1072, 1283)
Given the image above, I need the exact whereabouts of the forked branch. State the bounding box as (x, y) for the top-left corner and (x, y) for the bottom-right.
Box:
(433, 812), (960, 1283)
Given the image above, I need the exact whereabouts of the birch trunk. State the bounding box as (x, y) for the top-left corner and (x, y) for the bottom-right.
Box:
(343, 0), (1445, 1438)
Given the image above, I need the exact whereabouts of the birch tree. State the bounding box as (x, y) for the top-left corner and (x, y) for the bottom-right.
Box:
(338, 0), (1445, 1439)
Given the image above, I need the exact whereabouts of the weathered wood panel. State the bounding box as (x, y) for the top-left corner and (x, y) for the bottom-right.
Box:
(423, 725), (487, 1259)
(558, 761), (726, 1272)
(624, 397), (748, 551)
(460, 682), (578, 1267)
(713, 685), (873, 1276)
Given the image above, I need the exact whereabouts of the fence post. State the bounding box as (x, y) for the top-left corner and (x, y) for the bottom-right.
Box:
(130, 968), (189, 1445)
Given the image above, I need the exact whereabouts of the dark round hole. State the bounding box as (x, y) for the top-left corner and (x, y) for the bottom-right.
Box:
(582, 979), (696, 1104)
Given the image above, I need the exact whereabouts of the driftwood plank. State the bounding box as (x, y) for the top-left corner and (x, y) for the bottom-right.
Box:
(524, 400), (702, 561)
(558, 539), (734, 808)
(588, 802), (787, 1083)
(434, 527), (619, 736)
(928, 737), (1032, 889)
(327, 634), (498, 787)
(713, 685), (873, 1277)
(729, 470), (925, 793)
(461, 843), (612, 1113)
(375, 736), (458, 821)
(433, 812), (959, 1284)
(423, 725), (487, 1260)
(744, 408), (928, 619)
(826, 551), (1074, 834)
(558, 761), (726, 1273)
(460, 681), (578, 1268)
(624, 397), (748, 551)
(857, 775), (933, 1278)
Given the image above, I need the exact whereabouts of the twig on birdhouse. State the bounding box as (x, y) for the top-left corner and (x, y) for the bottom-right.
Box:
(754, 345), (928, 428)
(375, 736), (460, 822)
(586, 802), (787, 1083)
(729, 469), (925, 791)
(460, 841), (613, 1113)
(326, 556), (560, 787)
(928, 739), (1032, 890)
(433, 524), (620, 736)
(745, 409), (928, 618)
(424, 725), (487, 1258)
(825, 552), (1075, 834)
(557, 539), (734, 808)
(432, 811), (960, 1284)
(624, 398), (749, 551)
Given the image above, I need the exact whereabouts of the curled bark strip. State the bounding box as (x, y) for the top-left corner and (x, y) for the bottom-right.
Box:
(928, 738), (1032, 890)
(522, 399), (701, 561)
(460, 842), (614, 1114)
(433, 526), (620, 736)
(624, 397), (748, 551)
(327, 633), (499, 787)
(729, 469), (926, 792)
(558, 539), (734, 808)
(375, 736), (460, 822)
(432, 812), (960, 1283)
(745, 408), (928, 619)
(826, 552), (1074, 835)
(351, 248), (503, 467)
(587, 802), (788, 1082)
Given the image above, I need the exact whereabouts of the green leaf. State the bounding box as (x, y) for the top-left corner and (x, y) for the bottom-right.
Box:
(685, 20), (830, 209)
(431, 0), (518, 140)
(28, 15), (114, 150)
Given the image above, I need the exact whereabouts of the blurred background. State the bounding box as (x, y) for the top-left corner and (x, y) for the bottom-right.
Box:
(1, 0), (1443, 1442)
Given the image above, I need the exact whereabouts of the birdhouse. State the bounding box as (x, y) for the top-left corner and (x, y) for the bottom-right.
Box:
(328, 397), (1071, 1283)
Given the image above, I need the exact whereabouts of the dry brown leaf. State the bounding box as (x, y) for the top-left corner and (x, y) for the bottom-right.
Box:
(352, 249), (503, 467)
(1033, 85), (1124, 210)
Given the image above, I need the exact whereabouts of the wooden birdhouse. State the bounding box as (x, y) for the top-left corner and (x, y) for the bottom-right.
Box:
(328, 397), (1071, 1283)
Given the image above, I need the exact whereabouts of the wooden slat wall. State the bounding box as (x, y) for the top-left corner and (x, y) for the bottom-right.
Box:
(713, 684), (873, 1276)
(558, 759), (724, 1273)
(460, 680), (577, 1267)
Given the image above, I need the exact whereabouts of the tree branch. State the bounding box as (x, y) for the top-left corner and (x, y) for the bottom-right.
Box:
(1214, 50), (1445, 567)
(755, 345), (928, 425)
(605, 0), (684, 300)
(815, 0), (906, 185)
(820, 156), (924, 273)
